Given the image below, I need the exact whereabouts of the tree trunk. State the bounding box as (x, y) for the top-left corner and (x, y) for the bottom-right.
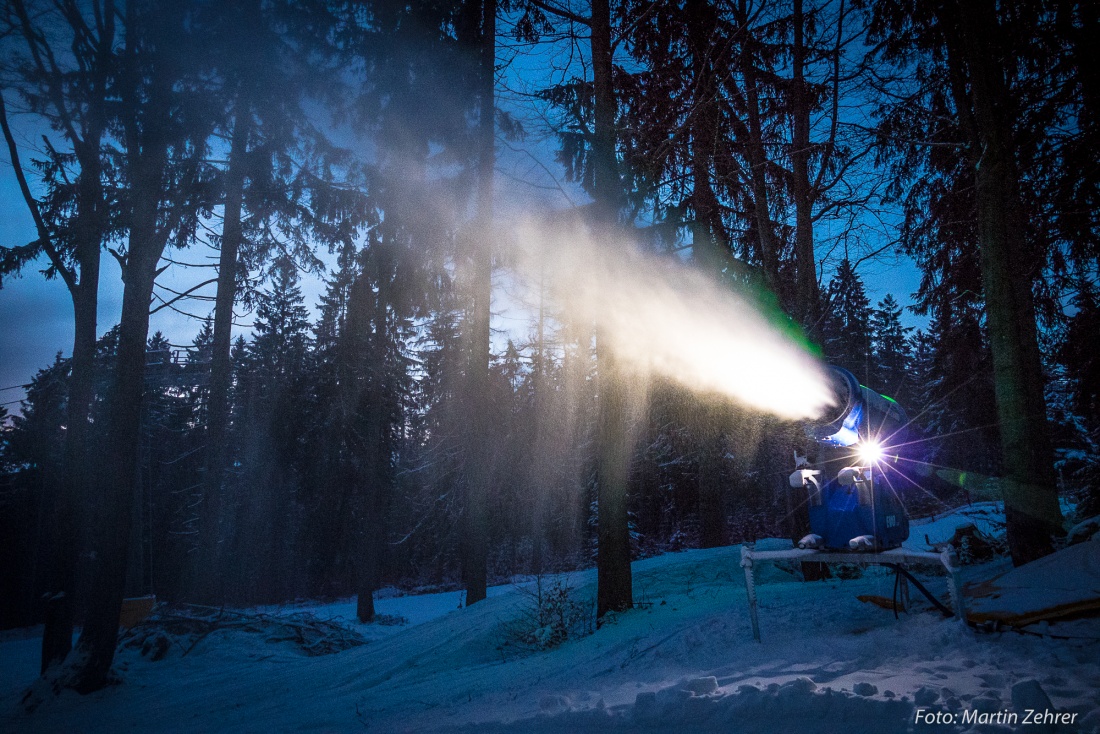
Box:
(697, 420), (727, 548)
(787, 0), (829, 580)
(356, 392), (388, 623)
(355, 437), (386, 623)
(356, 393), (385, 623)
(530, 274), (548, 573)
(790, 0), (820, 336)
(590, 0), (633, 619)
(686, 0), (726, 273)
(40, 138), (105, 667)
(945, 0), (1064, 565)
(735, 0), (781, 290)
(1, 47), (107, 672)
(596, 344), (633, 617)
(197, 100), (251, 602)
(357, 238), (396, 622)
(685, 0), (727, 549)
(41, 279), (99, 674)
(69, 42), (171, 681)
(462, 0), (496, 607)
(72, 251), (159, 691)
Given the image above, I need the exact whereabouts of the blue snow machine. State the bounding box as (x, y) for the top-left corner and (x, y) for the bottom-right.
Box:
(789, 366), (910, 552)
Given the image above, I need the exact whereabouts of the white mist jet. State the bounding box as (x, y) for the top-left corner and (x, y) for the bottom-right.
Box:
(514, 219), (835, 421)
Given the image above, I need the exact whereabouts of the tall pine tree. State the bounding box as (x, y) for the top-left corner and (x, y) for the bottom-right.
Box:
(822, 258), (872, 384)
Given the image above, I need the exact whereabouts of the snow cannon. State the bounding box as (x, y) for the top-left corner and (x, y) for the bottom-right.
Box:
(789, 366), (910, 552)
(810, 366), (908, 449)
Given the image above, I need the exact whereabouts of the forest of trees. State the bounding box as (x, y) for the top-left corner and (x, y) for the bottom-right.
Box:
(0, 0), (1097, 693)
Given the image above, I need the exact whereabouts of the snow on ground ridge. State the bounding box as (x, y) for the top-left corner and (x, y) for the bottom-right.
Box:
(2, 501), (1099, 733)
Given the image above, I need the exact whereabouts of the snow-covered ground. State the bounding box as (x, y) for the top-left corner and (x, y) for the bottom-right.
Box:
(2, 503), (1098, 733)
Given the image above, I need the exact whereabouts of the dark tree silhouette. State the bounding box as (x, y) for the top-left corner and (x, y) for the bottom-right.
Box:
(0, 0), (117, 673)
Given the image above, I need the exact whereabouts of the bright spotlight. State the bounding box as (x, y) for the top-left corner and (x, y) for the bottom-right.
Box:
(857, 441), (884, 465)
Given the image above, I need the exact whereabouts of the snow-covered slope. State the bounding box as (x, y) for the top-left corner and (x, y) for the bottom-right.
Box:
(2, 506), (1098, 733)
(967, 536), (1100, 625)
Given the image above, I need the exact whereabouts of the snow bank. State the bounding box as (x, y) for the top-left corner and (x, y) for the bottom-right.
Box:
(967, 535), (1100, 626)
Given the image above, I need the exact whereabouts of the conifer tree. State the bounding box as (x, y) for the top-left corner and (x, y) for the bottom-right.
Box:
(1, 0), (118, 672)
(251, 257), (313, 382)
(70, 0), (223, 690)
(870, 294), (913, 399)
(822, 258), (872, 384)
(228, 256), (314, 603)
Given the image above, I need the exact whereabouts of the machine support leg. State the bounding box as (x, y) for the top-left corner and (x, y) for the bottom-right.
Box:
(941, 548), (968, 627)
(740, 546), (760, 642)
(898, 571), (910, 613)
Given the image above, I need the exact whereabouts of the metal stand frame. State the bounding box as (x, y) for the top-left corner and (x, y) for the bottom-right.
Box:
(739, 545), (967, 642)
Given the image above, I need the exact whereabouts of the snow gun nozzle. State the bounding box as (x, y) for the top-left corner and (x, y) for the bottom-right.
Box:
(806, 366), (908, 451)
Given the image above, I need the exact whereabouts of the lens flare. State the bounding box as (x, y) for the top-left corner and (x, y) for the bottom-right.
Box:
(857, 441), (884, 465)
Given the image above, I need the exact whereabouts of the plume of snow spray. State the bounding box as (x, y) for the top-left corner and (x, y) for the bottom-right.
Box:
(514, 219), (834, 421)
